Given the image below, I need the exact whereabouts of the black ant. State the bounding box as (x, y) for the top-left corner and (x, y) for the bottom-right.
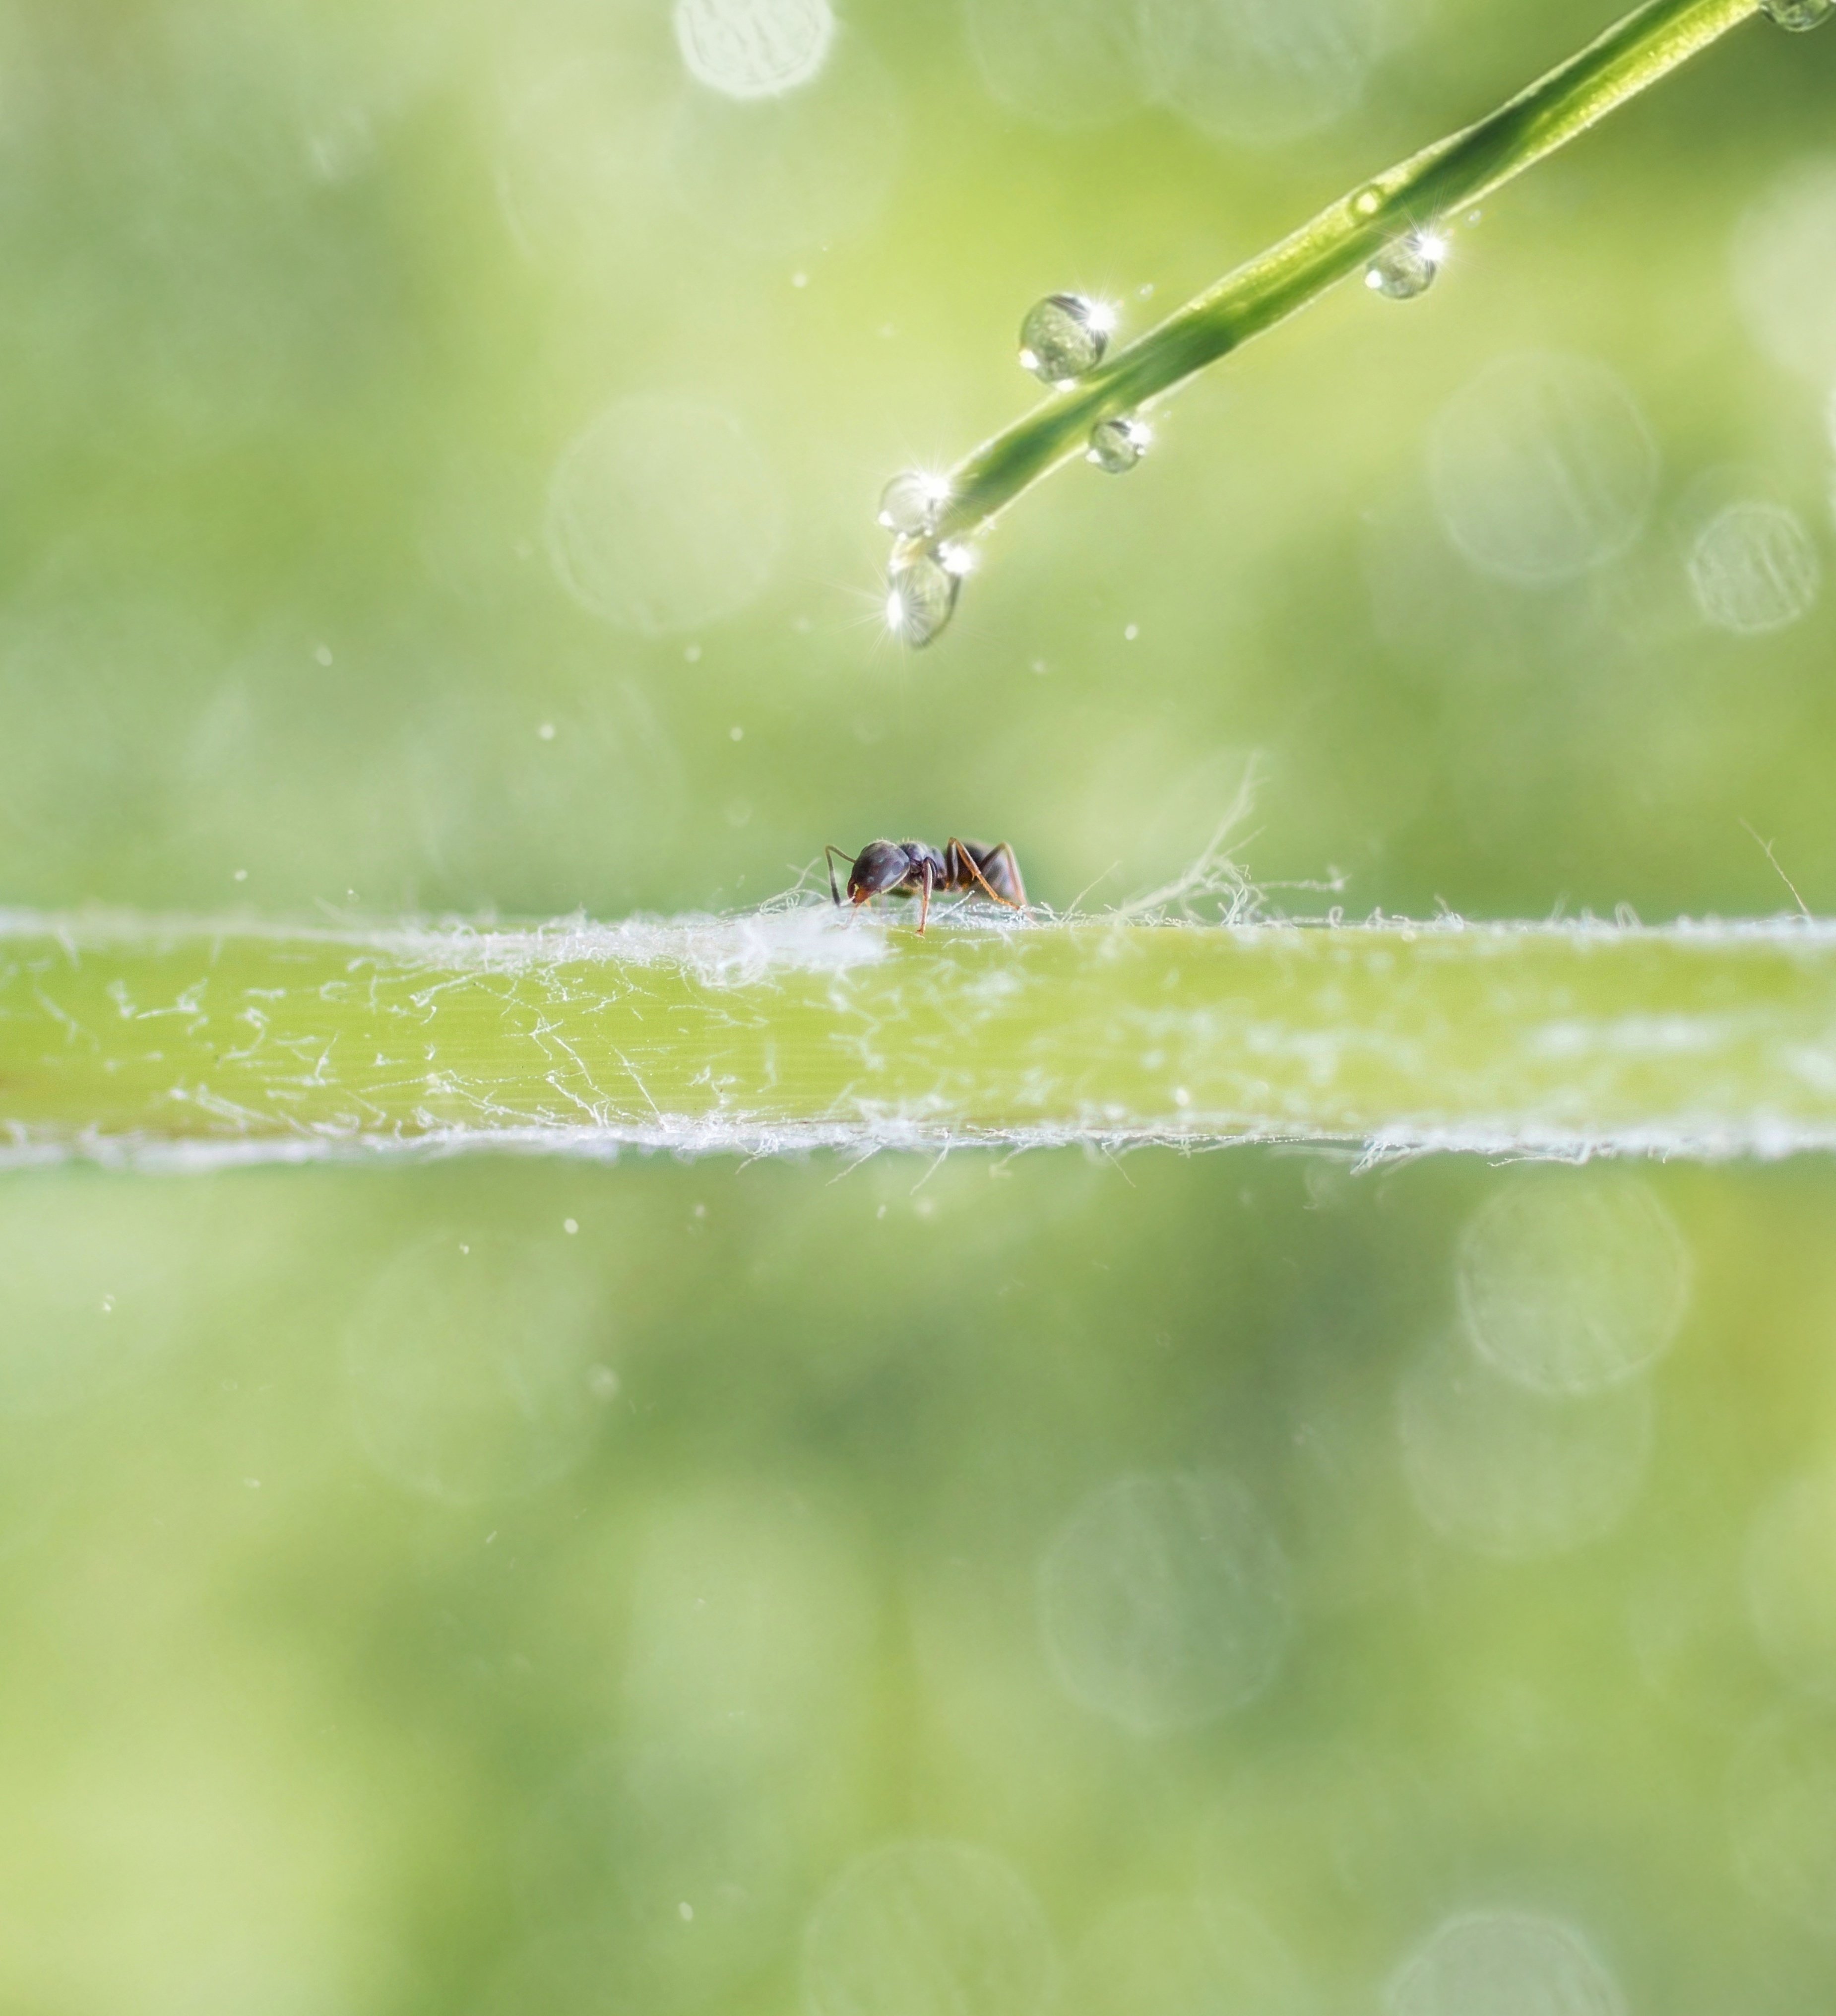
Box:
(825, 837), (1027, 935)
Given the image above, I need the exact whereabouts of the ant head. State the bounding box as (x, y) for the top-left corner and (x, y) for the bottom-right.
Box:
(847, 840), (911, 902)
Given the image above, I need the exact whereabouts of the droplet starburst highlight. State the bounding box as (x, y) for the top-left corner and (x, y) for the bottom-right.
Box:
(884, 548), (960, 648)
(877, 470), (950, 538)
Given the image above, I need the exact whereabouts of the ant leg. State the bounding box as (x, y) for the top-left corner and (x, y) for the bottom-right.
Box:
(987, 842), (1028, 908)
(916, 860), (935, 935)
(823, 845), (853, 907)
(946, 839), (1023, 910)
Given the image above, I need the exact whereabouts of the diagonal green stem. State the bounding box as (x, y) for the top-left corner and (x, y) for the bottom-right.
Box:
(4, 909), (1835, 1165)
(936, 0), (1761, 542)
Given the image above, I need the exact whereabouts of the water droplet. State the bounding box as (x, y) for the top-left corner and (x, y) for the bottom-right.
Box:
(1689, 500), (1821, 634)
(1351, 183), (1384, 217)
(877, 469), (950, 536)
(886, 551), (959, 648)
(1365, 229), (1444, 300)
(1017, 293), (1111, 383)
(1036, 1470), (1291, 1733)
(1086, 415), (1151, 473)
(1762, 0), (1832, 28)
(563, 1218), (579, 1235)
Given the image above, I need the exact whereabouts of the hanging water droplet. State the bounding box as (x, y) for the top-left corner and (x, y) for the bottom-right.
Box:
(1018, 293), (1113, 384)
(876, 469), (950, 537)
(1086, 415), (1151, 473)
(886, 551), (958, 648)
(1762, 0), (1832, 27)
(1365, 230), (1445, 300)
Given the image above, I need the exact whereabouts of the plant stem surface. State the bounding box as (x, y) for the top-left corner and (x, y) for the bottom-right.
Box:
(3, 909), (1833, 1166)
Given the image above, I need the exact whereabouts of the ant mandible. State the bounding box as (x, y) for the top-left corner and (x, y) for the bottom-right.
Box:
(825, 837), (1027, 935)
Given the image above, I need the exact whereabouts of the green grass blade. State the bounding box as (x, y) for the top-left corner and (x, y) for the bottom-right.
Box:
(936, 0), (1762, 542)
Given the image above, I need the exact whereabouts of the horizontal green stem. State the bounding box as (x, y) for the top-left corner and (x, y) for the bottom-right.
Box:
(938, 0), (1760, 540)
(3, 909), (1835, 1164)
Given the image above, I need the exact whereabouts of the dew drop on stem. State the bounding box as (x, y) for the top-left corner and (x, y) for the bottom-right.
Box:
(886, 550), (959, 647)
(877, 469), (949, 537)
(1761, 0), (1832, 29)
(1365, 230), (1444, 300)
(1086, 415), (1151, 473)
(1018, 292), (1111, 383)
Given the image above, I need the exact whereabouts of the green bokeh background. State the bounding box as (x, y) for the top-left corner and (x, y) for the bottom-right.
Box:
(3, 0), (1836, 2009)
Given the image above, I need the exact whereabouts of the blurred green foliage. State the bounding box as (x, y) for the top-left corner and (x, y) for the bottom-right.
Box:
(2, 1), (1836, 2010)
